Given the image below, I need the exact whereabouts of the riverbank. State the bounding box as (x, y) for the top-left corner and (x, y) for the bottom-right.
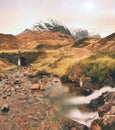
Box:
(0, 66), (115, 130)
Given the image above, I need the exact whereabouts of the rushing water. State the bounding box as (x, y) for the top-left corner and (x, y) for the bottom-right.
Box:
(41, 77), (115, 128)
(64, 86), (115, 127)
(65, 86), (115, 105)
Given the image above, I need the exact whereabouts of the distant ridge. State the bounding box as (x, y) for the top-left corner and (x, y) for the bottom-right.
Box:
(92, 32), (115, 51)
(0, 33), (22, 50)
(0, 19), (114, 50)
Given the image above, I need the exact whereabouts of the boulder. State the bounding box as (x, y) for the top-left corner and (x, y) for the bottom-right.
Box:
(62, 119), (89, 130)
(81, 77), (94, 96)
(88, 94), (105, 111)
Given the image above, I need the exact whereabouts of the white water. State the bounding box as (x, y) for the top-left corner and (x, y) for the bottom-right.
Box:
(66, 109), (98, 127)
(64, 86), (115, 127)
(65, 86), (115, 105)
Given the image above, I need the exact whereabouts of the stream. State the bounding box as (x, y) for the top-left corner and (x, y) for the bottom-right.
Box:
(0, 66), (115, 129)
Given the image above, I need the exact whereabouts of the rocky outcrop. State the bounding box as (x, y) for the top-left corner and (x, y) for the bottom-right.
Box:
(88, 92), (106, 111)
(32, 19), (71, 36)
(80, 77), (94, 96)
(62, 119), (89, 130)
(90, 91), (115, 130)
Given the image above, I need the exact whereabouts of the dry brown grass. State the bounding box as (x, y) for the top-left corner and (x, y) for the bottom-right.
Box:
(0, 58), (16, 72)
(17, 31), (75, 49)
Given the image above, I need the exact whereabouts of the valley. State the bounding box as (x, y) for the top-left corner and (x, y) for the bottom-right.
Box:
(0, 20), (115, 130)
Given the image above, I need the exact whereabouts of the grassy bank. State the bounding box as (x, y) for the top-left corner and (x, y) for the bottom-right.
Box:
(66, 51), (115, 86)
(0, 58), (16, 73)
(29, 50), (76, 77)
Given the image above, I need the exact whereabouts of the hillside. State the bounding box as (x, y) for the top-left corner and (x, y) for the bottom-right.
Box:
(16, 20), (74, 49)
(0, 21), (115, 130)
(0, 33), (22, 50)
(0, 58), (15, 72)
(91, 32), (115, 51)
(17, 31), (74, 49)
(0, 20), (105, 50)
(72, 37), (100, 49)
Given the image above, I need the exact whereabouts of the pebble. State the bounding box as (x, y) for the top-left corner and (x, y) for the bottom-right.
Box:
(30, 84), (40, 90)
(1, 104), (10, 112)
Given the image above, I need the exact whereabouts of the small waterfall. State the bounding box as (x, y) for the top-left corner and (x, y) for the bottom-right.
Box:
(64, 86), (115, 127)
(66, 109), (98, 127)
(65, 86), (115, 105)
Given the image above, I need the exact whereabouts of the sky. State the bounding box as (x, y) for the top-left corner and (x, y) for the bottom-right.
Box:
(0, 0), (115, 37)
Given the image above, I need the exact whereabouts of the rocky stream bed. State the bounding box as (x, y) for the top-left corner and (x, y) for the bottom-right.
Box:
(0, 67), (115, 130)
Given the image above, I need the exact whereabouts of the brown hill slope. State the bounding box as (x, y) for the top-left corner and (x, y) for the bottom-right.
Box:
(17, 30), (75, 49)
(91, 32), (115, 51)
(0, 33), (22, 50)
(72, 37), (100, 48)
(0, 58), (15, 71)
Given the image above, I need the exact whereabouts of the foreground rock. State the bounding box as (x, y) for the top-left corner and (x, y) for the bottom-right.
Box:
(1, 104), (10, 112)
(30, 83), (45, 90)
(91, 92), (115, 130)
(62, 119), (89, 130)
(0, 67), (77, 130)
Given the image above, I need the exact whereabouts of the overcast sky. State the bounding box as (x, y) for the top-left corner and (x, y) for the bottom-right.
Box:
(0, 0), (115, 37)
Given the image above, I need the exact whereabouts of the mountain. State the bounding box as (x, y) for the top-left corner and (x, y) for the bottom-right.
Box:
(32, 19), (71, 36)
(0, 19), (114, 51)
(70, 28), (101, 39)
(17, 20), (74, 49)
(88, 32), (101, 38)
(0, 33), (22, 50)
(70, 28), (88, 39)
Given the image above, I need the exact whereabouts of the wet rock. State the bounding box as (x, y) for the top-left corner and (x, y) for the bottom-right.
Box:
(91, 92), (115, 130)
(81, 77), (94, 96)
(91, 120), (102, 130)
(88, 94), (105, 111)
(62, 119), (89, 130)
(98, 102), (111, 117)
(1, 104), (10, 112)
(14, 79), (20, 84)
